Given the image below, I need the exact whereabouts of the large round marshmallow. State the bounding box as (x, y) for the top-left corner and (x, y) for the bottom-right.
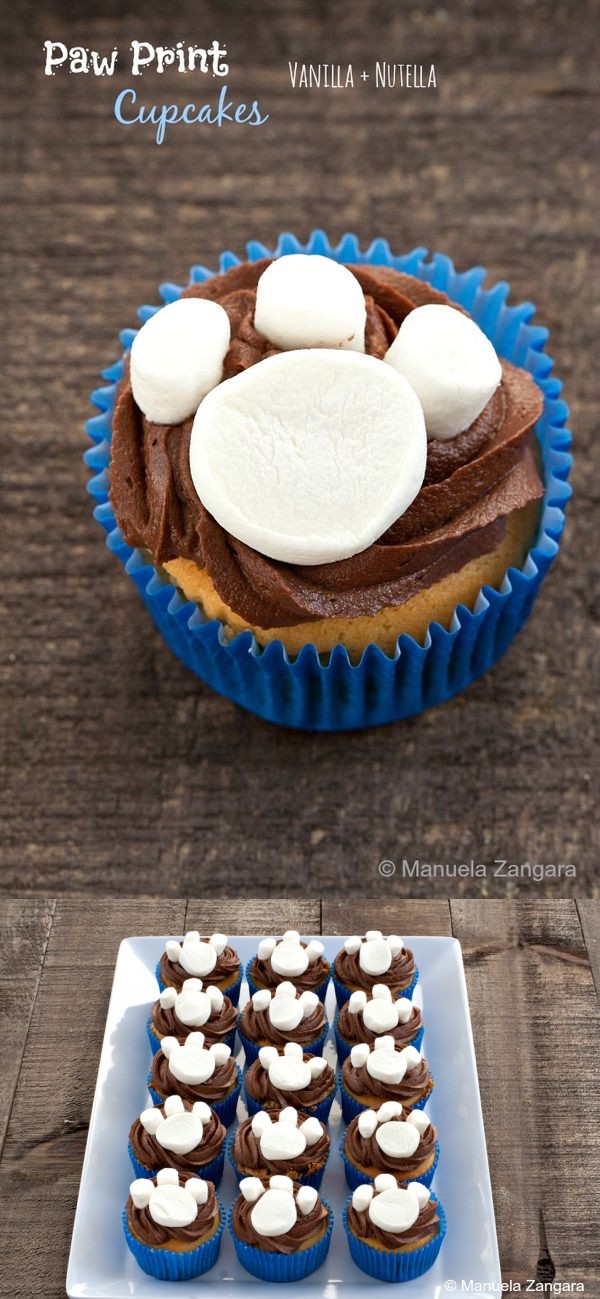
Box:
(375, 1120), (421, 1159)
(175, 980), (212, 1027)
(254, 254), (366, 353)
(368, 1187), (420, 1233)
(268, 1055), (312, 1091)
(260, 1121), (306, 1161)
(359, 938), (392, 977)
(270, 939), (309, 978)
(189, 349), (427, 566)
(148, 1183), (199, 1229)
(269, 993), (304, 1032)
(366, 1047), (407, 1086)
(178, 937), (218, 979)
(251, 1187), (297, 1237)
(155, 1110), (203, 1155)
(385, 303), (502, 441)
(163, 1037), (215, 1085)
(363, 997), (399, 1034)
(130, 297), (230, 425)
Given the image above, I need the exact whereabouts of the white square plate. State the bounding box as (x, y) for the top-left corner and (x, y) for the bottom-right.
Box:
(67, 935), (501, 1296)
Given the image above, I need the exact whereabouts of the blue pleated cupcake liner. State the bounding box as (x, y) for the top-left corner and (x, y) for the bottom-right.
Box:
(245, 957), (330, 1004)
(86, 230), (572, 731)
(244, 1080), (337, 1126)
(339, 1074), (434, 1124)
(154, 958), (242, 1008)
(333, 966), (419, 1010)
(122, 1199), (225, 1279)
(237, 1019), (329, 1066)
(343, 1193), (446, 1281)
(226, 1129), (329, 1191)
(147, 1063), (242, 1127)
(146, 1013), (237, 1057)
(127, 1139), (225, 1188)
(334, 1011), (425, 1064)
(228, 1197), (334, 1281)
(339, 1132), (439, 1191)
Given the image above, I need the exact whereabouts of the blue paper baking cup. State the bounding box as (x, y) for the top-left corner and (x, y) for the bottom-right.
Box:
(333, 966), (419, 1010)
(146, 1014), (237, 1057)
(147, 1063), (242, 1127)
(343, 1192), (446, 1281)
(339, 1131), (439, 1191)
(228, 1197), (333, 1281)
(339, 1073), (434, 1124)
(226, 1129), (329, 1191)
(237, 1019), (329, 1066)
(245, 957), (330, 1004)
(86, 231), (571, 731)
(122, 1199), (225, 1280)
(127, 1138), (225, 1188)
(155, 958), (242, 1008)
(244, 1080), (337, 1126)
(333, 1011), (424, 1064)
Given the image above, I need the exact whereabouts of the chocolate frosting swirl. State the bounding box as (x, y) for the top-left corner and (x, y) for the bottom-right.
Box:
(232, 1178), (330, 1254)
(158, 943), (240, 995)
(129, 1101), (225, 1174)
(347, 1193), (439, 1249)
(233, 1108), (330, 1178)
(344, 1112), (436, 1178)
(249, 943), (330, 994)
(334, 943), (416, 995)
(240, 994), (326, 1048)
(126, 1172), (220, 1248)
(110, 260), (544, 628)
(151, 1049), (238, 1105)
(150, 994), (238, 1046)
(337, 999), (422, 1050)
(244, 1052), (335, 1111)
(342, 1054), (432, 1106)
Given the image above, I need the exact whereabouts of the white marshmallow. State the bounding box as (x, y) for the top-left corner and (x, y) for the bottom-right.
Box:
(299, 991), (319, 1016)
(206, 986), (224, 1012)
(130, 1179), (152, 1209)
(269, 993), (303, 1032)
(277, 981), (297, 998)
(348, 991), (368, 1015)
(162, 1034), (216, 1085)
(268, 1055), (312, 1091)
(305, 940), (325, 965)
(296, 1185), (319, 1215)
(240, 1176), (264, 1202)
(162, 1095), (185, 1116)
(366, 1047), (407, 1086)
(359, 938), (392, 977)
(396, 998), (414, 1024)
(178, 936), (217, 979)
(398, 1045), (422, 1071)
(251, 1188), (297, 1237)
(258, 1047), (279, 1069)
(148, 1182), (199, 1229)
(350, 1044), (370, 1068)
(140, 1108), (162, 1135)
(251, 1111), (272, 1137)
(357, 1110), (378, 1138)
(271, 939), (309, 978)
(260, 1119), (306, 1161)
(130, 297), (230, 425)
(192, 1102), (212, 1124)
(365, 931), (383, 942)
(270, 1175), (294, 1193)
(387, 935), (404, 957)
(375, 1120), (420, 1159)
(156, 1167), (179, 1185)
(187, 1178), (209, 1205)
(175, 981), (212, 1027)
(374, 1036), (396, 1053)
(165, 940), (181, 962)
(155, 1110), (203, 1155)
(283, 930), (301, 943)
(257, 938), (277, 960)
(369, 1187), (420, 1233)
(377, 1101), (404, 1122)
(284, 1042), (304, 1059)
(279, 1107), (299, 1126)
(385, 304), (502, 441)
(352, 1184), (374, 1212)
(344, 937), (361, 955)
(406, 1109), (430, 1135)
(254, 254), (366, 353)
(407, 1181), (431, 1208)
(159, 987), (177, 1009)
(299, 1117), (323, 1146)
(188, 349), (427, 566)
(252, 989), (272, 1011)
(374, 1173), (400, 1194)
(210, 933), (228, 956)
(185, 931), (201, 943)
(371, 984), (393, 1001)
(308, 1057), (328, 1079)
(210, 1043), (232, 1066)
(363, 998), (399, 1035)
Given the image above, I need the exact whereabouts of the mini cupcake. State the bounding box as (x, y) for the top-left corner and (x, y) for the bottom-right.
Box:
(157, 931), (242, 1006)
(128, 1094), (226, 1186)
(229, 1174), (333, 1281)
(335, 984), (423, 1062)
(149, 1031), (241, 1126)
(123, 1169), (224, 1280)
(246, 932), (330, 1002)
(230, 1107), (330, 1190)
(147, 977), (238, 1054)
(340, 1039), (433, 1123)
(341, 1102), (438, 1190)
(333, 932), (418, 1008)
(244, 1043), (337, 1124)
(238, 981), (328, 1063)
(344, 1176), (446, 1282)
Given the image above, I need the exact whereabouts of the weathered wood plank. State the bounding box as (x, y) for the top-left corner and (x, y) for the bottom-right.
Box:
(0, 897), (55, 1156)
(450, 900), (600, 1290)
(184, 898), (321, 935)
(577, 900), (600, 998)
(321, 898), (452, 934)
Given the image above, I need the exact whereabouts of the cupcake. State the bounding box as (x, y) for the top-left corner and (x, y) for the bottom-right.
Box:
(341, 1102), (438, 1190)
(335, 984), (423, 1062)
(238, 981), (328, 1063)
(230, 1107), (330, 1190)
(340, 1039), (434, 1123)
(344, 1175), (446, 1282)
(229, 1174), (333, 1281)
(149, 1031), (242, 1126)
(244, 1043), (337, 1123)
(333, 932), (418, 1007)
(246, 932), (330, 1002)
(128, 1094), (225, 1186)
(147, 977), (238, 1054)
(157, 931), (242, 1006)
(123, 1169), (224, 1280)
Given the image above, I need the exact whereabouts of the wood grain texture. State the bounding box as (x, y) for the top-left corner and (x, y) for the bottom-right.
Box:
(577, 900), (600, 997)
(321, 898), (452, 934)
(0, 898), (55, 1156)
(450, 900), (600, 1289)
(0, 0), (597, 897)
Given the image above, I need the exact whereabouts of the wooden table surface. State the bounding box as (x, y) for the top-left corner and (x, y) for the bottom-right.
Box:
(1, 1), (598, 896)
(1, 896), (598, 1296)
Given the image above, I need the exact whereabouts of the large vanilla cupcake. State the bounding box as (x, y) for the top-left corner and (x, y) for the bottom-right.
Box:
(340, 1039), (434, 1123)
(230, 1107), (330, 1189)
(157, 931), (242, 1006)
(238, 981), (328, 1063)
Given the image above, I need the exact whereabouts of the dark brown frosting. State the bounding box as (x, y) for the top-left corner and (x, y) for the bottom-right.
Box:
(348, 1192), (439, 1250)
(344, 1112), (436, 1177)
(126, 1172), (220, 1248)
(150, 994), (238, 1045)
(233, 1108), (330, 1178)
(249, 944), (330, 994)
(337, 999), (422, 1050)
(232, 1178), (330, 1254)
(342, 1054), (432, 1106)
(244, 1052), (335, 1111)
(159, 943), (240, 994)
(151, 1048), (238, 1105)
(110, 259), (544, 628)
(129, 1100), (225, 1174)
(240, 994), (326, 1048)
(334, 943), (416, 995)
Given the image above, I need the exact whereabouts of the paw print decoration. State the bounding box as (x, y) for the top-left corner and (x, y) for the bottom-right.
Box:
(356, 1101), (431, 1159)
(349, 1038), (422, 1086)
(343, 932), (405, 977)
(165, 932), (228, 979)
(257, 931), (325, 979)
(257, 1041), (328, 1091)
(161, 1031), (232, 1084)
(347, 984), (414, 1035)
(139, 1095), (213, 1155)
(239, 1173), (319, 1237)
(250, 1107), (323, 1161)
(130, 1167), (209, 1228)
(351, 1174), (432, 1232)
(160, 977), (224, 1027)
(251, 981), (320, 1030)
